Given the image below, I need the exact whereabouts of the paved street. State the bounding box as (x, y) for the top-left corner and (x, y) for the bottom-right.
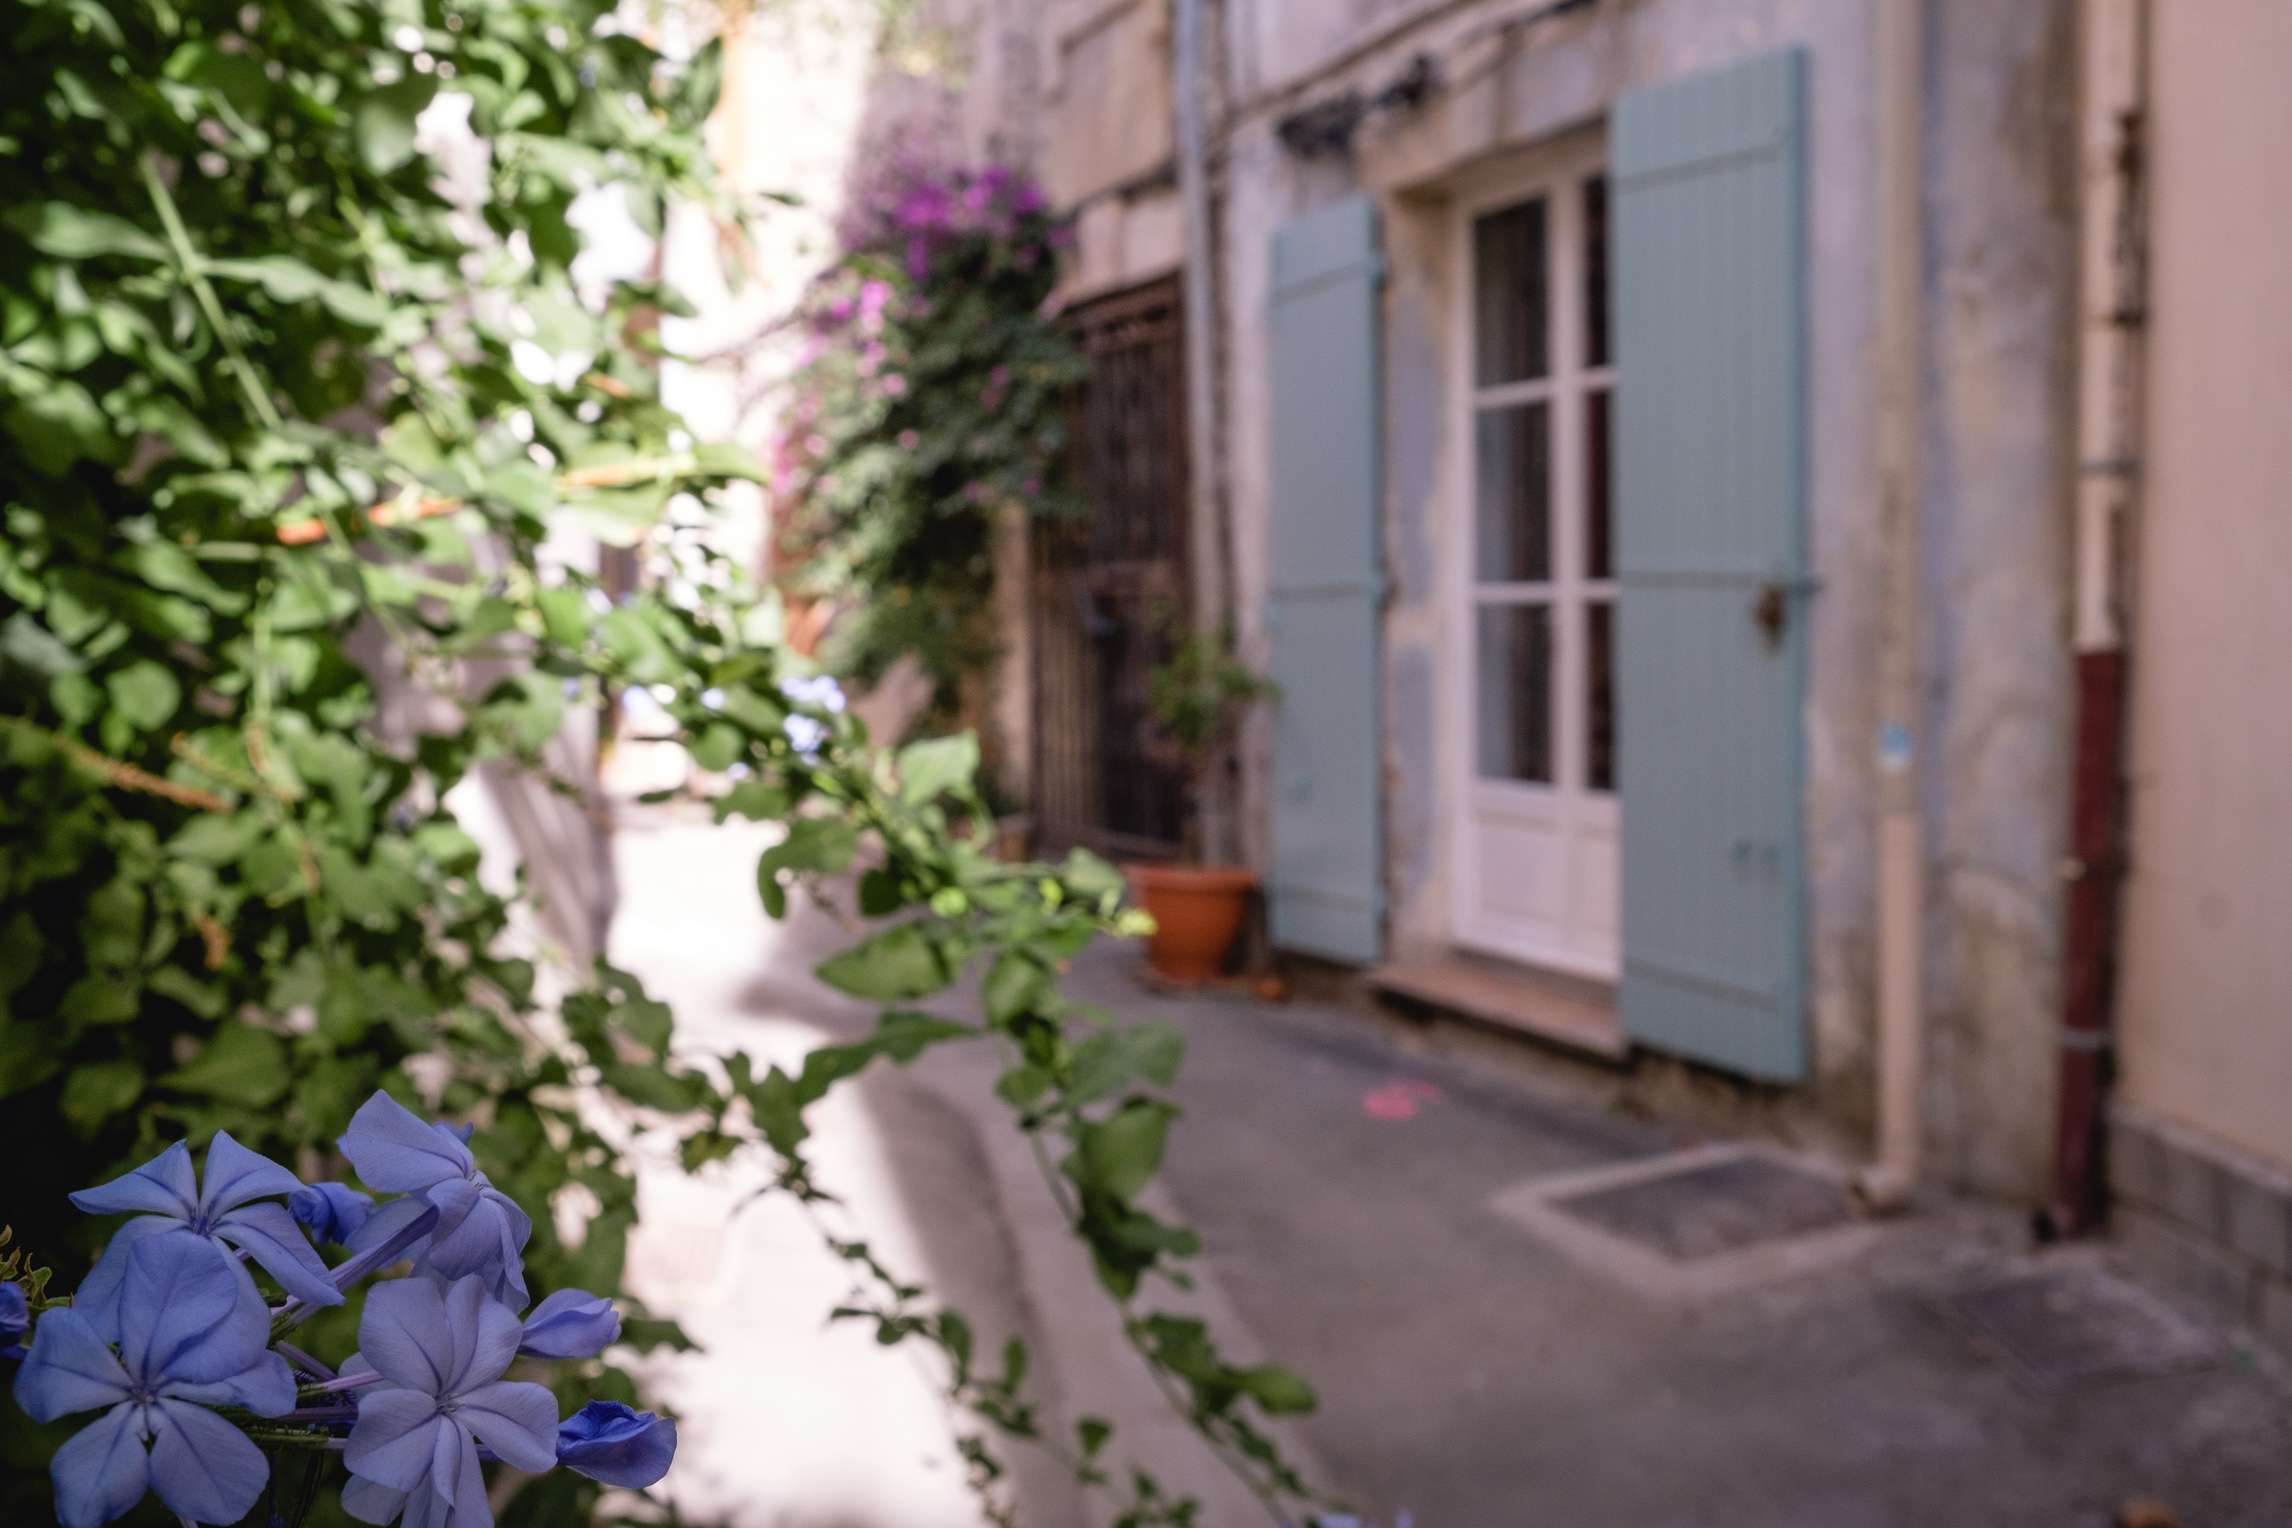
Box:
(612, 808), (2292, 1527)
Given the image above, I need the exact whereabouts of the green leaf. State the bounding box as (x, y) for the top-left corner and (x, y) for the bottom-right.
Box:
(981, 952), (1047, 1026)
(1232, 1364), (1318, 1416)
(1065, 1021), (1185, 1106)
(815, 922), (953, 1002)
(856, 867), (905, 916)
(5, 202), (165, 261)
(689, 721), (742, 772)
(60, 1059), (143, 1132)
(691, 440), (767, 481)
(2, 612), (84, 676)
(602, 1062), (711, 1113)
(205, 256), (387, 328)
(760, 817), (857, 878)
(1059, 847), (1126, 903)
(895, 732), (979, 804)
(1069, 1098), (1176, 1202)
(104, 659), (180, 729)
(170, 812), (263, 865)
(354, 77), (437, 173)
(163, 1023), (289, 1107)
(5, 378), (120, 474)
(793, 1010), (977, 1105)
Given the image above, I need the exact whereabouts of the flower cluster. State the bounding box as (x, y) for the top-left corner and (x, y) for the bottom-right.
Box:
(835, 154), (1059, 282)
(10, 1094), (676, 1528)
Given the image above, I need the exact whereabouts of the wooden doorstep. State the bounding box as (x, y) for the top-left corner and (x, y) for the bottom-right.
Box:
(1370, 953), (1631, 1063)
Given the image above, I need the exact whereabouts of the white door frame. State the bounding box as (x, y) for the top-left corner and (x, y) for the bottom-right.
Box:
(1442, 133), (1619, 980)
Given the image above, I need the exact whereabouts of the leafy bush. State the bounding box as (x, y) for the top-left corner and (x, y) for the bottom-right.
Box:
(0, 1), (1323, 1524)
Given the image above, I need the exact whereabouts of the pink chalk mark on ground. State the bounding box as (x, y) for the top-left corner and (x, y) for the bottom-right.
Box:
(1361, 1078), (1444, 1121)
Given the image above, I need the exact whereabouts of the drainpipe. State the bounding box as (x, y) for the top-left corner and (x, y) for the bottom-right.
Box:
(2043, 0), (2147, 1239)
(1173, 0), (1237, 863)
(1854, 0), (1928, 1214)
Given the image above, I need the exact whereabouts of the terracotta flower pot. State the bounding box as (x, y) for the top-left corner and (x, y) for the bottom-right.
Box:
(1127, 862), (1256, 984)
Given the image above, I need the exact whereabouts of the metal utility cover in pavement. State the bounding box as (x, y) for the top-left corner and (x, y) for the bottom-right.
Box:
(1554, 1149), (1853, 1261)
(1489, 1144), (1882, 1300)
(1929, 1261), (2220, 1389)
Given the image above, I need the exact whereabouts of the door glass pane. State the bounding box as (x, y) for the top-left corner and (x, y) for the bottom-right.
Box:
(1583, 174), (1610, 369)
(1475, 403), (1550, 583)
(1586, 598), (1616, 792)
(1473, 198), (1548, 385)
(1584, 386), (1612, 580)
(1476, 603), (1552, 783)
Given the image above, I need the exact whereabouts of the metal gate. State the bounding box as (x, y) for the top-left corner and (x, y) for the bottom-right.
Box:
(1031, 277), (1191, 860)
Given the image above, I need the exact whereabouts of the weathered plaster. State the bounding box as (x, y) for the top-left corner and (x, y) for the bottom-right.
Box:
(1917, 0), (2077, 1198)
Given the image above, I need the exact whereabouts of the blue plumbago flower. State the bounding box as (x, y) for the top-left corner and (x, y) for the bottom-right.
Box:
(517, 1288), (619, 1360)
(555, 1400), (678, 1489)
(339, 1093), (531, 1308)
(290, 1181), (375, 1247)
(71, 1132), (342, 1327)
(780, 672), (845, 757)
(15, 1234), (293, 1528)
(341, 1275), (558, 1528)
(0, 1279), (27, 1360)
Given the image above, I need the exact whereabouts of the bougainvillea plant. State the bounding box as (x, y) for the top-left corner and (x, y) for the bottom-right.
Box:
(773, 154), (1087, 729)
(13, 1098), (673, 1528)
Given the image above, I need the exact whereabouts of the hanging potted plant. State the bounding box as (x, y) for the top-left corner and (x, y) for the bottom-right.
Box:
(1130, 621), (1277, 984)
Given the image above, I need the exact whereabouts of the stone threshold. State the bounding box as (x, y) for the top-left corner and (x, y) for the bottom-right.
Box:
(1369, 951), (1629, 1063)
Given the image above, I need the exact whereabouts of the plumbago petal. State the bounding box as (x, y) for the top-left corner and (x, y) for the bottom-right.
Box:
(197, 1130), (305, 1217)
(67, 1216), (186, 1336)
(13, 1307), (132, 1422)
(556, 1400), (678, 1488)
(437, 1275), (523, 1393)
(48, 1402), (148, 1528)
(341, 1196), (438, 1282)
(214, 1199), (344, 1306)
(453, 1379), (560, 1472)
(340, 1472), (411, 1527)
(115, 1234), (254, 1386)
(423, 1187), (530, 1311)
(519, 1287), (620, 1359)
(341, 1092), (474, 1193)
(344, 1387), (449, 1492)
(431, 1424), (486, 1528)
(359, 1278), (456, 1393)
(69, 1140), (198, 1219)
(148, 1399), (271, 1525)
(161, 1348), (296, 1416)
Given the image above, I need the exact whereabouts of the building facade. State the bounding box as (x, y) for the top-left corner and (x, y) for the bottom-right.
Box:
(923, 0), (2285, 1256)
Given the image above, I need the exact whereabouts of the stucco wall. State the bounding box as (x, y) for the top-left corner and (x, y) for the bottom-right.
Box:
(2114, 0), (2292, 1171)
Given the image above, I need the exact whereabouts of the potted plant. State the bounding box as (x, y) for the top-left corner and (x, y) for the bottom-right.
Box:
(1129, 621), (1276, 984)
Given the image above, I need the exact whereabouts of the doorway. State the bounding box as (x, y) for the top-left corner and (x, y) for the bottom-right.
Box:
(1447, 142), (1620, 978)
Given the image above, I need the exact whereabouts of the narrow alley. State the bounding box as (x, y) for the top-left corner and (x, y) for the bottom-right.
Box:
(614, 808), (2292, 1528)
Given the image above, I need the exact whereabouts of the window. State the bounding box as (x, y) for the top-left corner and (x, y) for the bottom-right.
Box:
(1466, 175), (1616, 793)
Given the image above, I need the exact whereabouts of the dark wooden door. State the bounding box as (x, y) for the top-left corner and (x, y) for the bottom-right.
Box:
(1032, 277), (1191, 860)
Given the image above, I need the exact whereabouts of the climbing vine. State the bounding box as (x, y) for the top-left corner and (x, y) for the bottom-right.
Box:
(0, 0), (1326, 1524)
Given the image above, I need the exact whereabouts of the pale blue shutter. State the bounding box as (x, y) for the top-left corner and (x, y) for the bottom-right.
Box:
(1613, 48), (1810, 1080)
(1267, 196), (1383, 962)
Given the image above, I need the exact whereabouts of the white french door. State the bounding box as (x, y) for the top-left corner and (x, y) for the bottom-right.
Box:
(1448, 145), (1620, 979)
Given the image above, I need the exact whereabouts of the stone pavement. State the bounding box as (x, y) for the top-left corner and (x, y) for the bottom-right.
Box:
(609, 807), (2292, 1527)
